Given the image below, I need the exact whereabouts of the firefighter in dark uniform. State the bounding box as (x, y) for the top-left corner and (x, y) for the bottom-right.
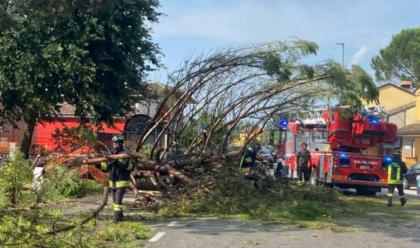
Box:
(240, 143), (263, 187)
(240, 143), (261, 170)
(386, 150), (407, 207)
(100, 135), (134, 222)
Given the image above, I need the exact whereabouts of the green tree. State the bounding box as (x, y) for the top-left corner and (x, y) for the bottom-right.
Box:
(0, 0), (160, 155)
(372, 27), (420, 86)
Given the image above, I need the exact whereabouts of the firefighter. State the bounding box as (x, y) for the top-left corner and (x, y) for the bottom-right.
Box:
(386, 150), (407, 207)
(296, 143), (312, 185)
(240, 143), (259, 169)
(99, 135), (134, 222)
(240, 143), (261, 179)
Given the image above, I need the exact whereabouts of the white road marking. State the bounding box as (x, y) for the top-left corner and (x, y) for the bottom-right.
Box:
(167, 221), (177, 227)
(149, 232), (166, 242)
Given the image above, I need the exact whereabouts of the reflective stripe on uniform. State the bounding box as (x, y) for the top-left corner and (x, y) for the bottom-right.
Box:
(387, 193), (393, 197)
(400, 195), (405, 199)
(113, 204), (123, 211)
(109, 180), (130, 188)
(387, 163), (402, 184)
(100, 162), (108, 171)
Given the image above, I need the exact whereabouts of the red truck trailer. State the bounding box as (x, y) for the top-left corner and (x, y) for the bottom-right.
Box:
(281, 107), (398, 195)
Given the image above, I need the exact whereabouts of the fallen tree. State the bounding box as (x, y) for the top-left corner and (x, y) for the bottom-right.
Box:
(33, 40), (379, 233)
(63, 40), (378, 197)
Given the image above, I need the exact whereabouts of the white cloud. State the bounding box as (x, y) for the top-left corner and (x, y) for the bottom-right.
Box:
(351, 46), (369, 65)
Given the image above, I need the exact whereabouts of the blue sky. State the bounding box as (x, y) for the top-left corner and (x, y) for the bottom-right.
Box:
(150, 0), (420, 83)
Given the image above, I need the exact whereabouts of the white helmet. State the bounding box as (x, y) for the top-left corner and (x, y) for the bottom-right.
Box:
(111, 135), (124, 143)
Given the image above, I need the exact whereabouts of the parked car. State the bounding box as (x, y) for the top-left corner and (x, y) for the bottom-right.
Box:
(258, 146), (276, 168)
(404, 163), (420, 189)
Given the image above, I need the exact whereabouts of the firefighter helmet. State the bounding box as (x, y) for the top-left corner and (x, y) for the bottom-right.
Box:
(111, 135), (124, 143)
(393, 150), (402, 158)
(251, 142), (261, 152)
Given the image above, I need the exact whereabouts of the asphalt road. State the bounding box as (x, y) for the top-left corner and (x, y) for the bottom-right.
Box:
(64, 189), (420, 248)
(144, 218), (420, 248)
(144, 190), (420, 248)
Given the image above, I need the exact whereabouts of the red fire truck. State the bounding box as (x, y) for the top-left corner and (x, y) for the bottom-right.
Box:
(281, 107), (398, 195)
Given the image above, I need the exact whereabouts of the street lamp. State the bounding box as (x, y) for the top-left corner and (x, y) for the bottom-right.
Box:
(336, 42), (344, 68)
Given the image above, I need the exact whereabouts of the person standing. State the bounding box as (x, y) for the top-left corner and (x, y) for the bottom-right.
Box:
(99, 135), (134, 222)
(296, 143), (312, 185)
(32, 147), (50, 191)
(386, 150), (407, 207)
(310, 148), (320, 185)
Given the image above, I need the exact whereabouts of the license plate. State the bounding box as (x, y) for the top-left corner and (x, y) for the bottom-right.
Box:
(360, 165), (370, 170)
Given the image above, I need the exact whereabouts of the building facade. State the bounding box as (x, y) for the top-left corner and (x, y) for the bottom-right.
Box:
(365, 81), (420, 166)
(0, 82), (183, 156)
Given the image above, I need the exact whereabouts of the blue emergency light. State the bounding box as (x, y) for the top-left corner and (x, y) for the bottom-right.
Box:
(384, 156), (393, 163)
(339, 152), (350, 167)
(339, 152), (348, 159)
(368, 115), (380, 126)
(279, 118), (289, 129)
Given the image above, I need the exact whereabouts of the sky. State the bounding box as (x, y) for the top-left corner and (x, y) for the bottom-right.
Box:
(149, 0), (420, 83)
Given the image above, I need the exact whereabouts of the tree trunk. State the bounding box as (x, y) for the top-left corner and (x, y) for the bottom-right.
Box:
(20, 118), (36, 158)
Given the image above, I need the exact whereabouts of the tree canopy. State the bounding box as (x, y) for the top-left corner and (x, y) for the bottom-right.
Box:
(0, 0), (160, 154)
(135, 40), (379, 156)
(372, 27), (420, 86)
(0, 0), (160, 123)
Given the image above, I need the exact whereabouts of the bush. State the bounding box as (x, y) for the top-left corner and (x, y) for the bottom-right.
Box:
(43, 166), (103, 199)
(0, 154), (147, 247)
(0, 152), (33, 208)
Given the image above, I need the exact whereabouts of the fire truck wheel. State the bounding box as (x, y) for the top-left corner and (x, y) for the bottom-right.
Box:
(356, 188), (377, 197)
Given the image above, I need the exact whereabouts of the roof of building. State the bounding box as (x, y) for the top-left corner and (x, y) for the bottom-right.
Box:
(398, 122), (420, 136)
(55, 82), (194, 117)
(148, 82), (196, 103)
(378, 83), (416, 95)
(388, 101), (416, 115)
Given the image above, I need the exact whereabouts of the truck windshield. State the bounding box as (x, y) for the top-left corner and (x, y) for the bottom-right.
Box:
(335, 146), (361, 153)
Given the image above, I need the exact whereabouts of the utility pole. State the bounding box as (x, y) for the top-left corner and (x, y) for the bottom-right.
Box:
(336, 42), (344, 68)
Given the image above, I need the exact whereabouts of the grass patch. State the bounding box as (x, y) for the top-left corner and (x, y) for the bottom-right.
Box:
(96, 221), (150, 246)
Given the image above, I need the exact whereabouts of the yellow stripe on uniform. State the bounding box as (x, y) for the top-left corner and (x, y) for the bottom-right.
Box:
(113, 204), (123, 211)
(109, 181), (130, 188)
(387, 164), (402, 185)
(116, 181), (130, 188)
(100, 162), (108, 171)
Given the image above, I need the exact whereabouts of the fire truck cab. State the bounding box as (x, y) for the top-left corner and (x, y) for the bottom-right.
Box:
(281, 107), (398, 195)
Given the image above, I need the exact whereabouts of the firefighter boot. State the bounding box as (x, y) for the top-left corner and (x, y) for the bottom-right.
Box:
(112, 211), (123, 223)
(387, 197), (392, 207)
(400, 197), (407, 207)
